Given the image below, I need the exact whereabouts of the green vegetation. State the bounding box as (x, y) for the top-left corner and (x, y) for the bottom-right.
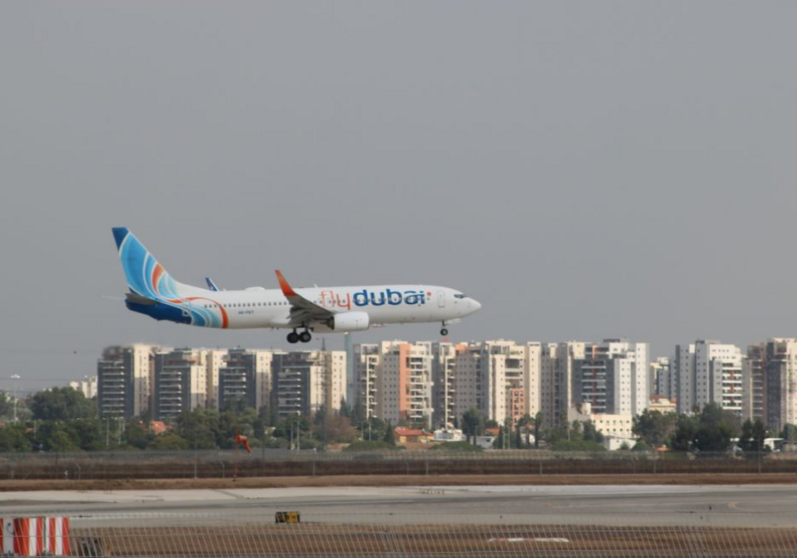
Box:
(633, 410), (678, 448)
(669, 403), (741, 452)
(550, 439), (606, 452)
(30, 387), (96, 421)
(461, 408), (485, 443)
(739, 418), (768, 453)
(343, 440), (403, 452)
(429, 441), (482, 452)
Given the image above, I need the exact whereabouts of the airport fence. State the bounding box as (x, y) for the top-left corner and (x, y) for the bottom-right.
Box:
(1, 449), (796, 481)
(51, 512), (797, 557)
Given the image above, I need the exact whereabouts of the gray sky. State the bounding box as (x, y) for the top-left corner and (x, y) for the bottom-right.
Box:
(2, 2), (796, 392)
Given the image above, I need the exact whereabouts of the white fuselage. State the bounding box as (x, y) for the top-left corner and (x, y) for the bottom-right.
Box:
(185, 284), (480, 330)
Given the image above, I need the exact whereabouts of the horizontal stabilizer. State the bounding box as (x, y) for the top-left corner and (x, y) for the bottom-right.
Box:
(126, 292), (158, 306)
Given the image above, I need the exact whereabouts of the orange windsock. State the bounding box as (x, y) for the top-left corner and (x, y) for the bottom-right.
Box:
(235, 434), (252, 454)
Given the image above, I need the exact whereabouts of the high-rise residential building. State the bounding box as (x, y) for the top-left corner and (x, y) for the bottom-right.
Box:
(573, 339), (649, 416)
(152, 348), (209, 420)
(452, 340), (542, 426)
(524, 342), (543, 420)
(540, 342), (586, 428)
(674, 340), (743, 415)
(344, 333), (356, 407)
(97, 344), (158, 418)
(743, 338), (797, 432)
(70, 376), (98, 399)
(376, 341), (434, 427)
(650, 357), (673, 398)
(203, 349), (228, 409)
(218, 348), (276, 411)
(354, 343), (380, 419)
(273, 350), (346, 419)
(431, 342), (467, 428)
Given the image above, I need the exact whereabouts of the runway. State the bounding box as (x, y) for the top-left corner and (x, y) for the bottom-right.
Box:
(2, 484), (796, 528)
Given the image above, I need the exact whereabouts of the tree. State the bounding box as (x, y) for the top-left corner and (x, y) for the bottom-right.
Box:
(30, 387), (96, 421)
(383, 420), (396, 446)
(0, 391), (11, 419)
(695, 403), (738, 452)
(669, 414), (699, 451)
(633, 410), (677, 448)
(782, 423), (797, 444)
(0, 424), (32, 452)
(37, 423), (80, 452)
(740, 418), (768, 453)
(123, 421), (154, 450)
(149, 433), (190, 450)
(533, 412), (543, 448)
(339, 398), (352, 418)
(669, 403), (739, 452)
(351, 400), (367, 426)
(461, 408), (484, 443)
(496, 426), (507, 450)
(68, 419), (106, 451)
(582, 420), (604, 443)
(175, 408), (220, 449)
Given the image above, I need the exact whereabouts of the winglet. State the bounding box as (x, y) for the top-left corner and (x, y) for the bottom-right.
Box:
(275, 270), (297, 297)
(205, 277), (220, 291)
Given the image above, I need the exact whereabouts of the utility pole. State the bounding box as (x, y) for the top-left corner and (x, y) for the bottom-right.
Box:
(10, 375), (20, 422)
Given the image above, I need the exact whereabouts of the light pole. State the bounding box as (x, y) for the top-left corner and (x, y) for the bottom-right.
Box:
(10, 375), (20, 422)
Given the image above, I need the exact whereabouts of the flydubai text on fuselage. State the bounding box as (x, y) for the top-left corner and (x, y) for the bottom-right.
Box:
(112, 228), (481, 344)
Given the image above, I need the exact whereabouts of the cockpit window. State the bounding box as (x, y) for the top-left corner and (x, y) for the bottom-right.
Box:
(454, 294), (466, 299)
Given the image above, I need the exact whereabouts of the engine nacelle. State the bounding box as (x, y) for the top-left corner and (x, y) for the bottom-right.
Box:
(327, 311), (370, 332)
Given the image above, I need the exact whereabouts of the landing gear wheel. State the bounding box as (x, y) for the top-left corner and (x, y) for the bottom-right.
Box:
(299, 330), (312, 343)
(440, 328), (449, 336)
(287, 331), (300, 344)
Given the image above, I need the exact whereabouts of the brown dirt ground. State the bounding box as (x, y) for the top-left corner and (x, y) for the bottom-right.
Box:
(4, 472), (797, 492)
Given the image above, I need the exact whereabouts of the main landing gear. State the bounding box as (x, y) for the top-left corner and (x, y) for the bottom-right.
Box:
(287, 328), (312, 344)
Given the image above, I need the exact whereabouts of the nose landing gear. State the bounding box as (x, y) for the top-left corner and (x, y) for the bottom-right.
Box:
(440, 322), (449, 336)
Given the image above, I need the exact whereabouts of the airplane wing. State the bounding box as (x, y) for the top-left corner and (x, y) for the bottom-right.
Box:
(275, 270), (336, 325)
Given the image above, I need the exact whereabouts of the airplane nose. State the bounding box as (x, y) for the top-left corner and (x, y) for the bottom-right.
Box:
(470, 298), (482, 312)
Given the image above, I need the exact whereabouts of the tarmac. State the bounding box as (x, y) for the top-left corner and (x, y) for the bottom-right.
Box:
(2, 484), (797, 527)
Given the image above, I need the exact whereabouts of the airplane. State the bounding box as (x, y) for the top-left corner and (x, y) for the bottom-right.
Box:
(112, 227), (481, 344)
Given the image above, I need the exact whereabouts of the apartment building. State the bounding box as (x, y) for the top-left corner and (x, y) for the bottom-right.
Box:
(650, 357), (672, 398)
(376, 341), (434, 427)
(675, 340), (743, 415)
(218, 348), (276, 411)
(573, 339), (649, 416)
(540, 342), (586, 428)
(69, 375), (98, 400)
(743, 338), (797, 432)
(431, 342), (467, 428)
(354, 343), (380, 419)
(273, 351), (346, 419)
(152, 348), (209, 420)
(97, 344), (157, 418)
(453, 340), (542, 426)
(203, 349), (228, 409)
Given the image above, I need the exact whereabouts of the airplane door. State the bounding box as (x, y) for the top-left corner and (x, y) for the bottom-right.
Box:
(437, 291), (446, 308)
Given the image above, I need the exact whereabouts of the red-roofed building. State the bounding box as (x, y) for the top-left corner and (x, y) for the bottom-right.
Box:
(394, 427), (433, 444)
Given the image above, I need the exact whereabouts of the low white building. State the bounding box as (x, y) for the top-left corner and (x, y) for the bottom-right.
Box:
(568, 403), (635, 439)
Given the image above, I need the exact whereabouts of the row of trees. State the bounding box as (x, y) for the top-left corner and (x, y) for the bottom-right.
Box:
(0, 387), (401, 452)
(2, 388), (794, 454)
(633, 403), (783, 453)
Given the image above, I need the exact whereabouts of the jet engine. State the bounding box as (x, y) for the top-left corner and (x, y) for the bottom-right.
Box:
(327, 312), (370, 332)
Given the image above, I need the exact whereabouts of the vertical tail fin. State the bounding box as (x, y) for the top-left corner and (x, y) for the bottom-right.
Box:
(112, 227), (184, 303)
